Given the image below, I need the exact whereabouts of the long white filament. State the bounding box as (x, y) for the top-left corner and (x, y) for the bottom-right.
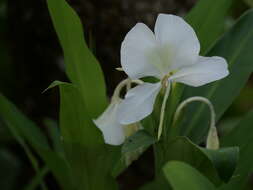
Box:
(158, 82), (171, 140)
(112, 78), (143, 102)
(173, 96), (219, 149)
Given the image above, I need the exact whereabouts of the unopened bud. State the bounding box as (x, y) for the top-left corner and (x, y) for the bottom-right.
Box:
(206, 126), (219, 150)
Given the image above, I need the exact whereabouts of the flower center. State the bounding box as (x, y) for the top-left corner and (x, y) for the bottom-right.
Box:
(161, 71), (173, 88)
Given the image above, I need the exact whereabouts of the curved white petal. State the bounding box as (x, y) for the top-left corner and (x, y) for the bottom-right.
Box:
(154, 14), (200, 71)
(93, 102), (125, 145)
(117, 82), (161, 125)
(121, 23), (164, 79)
(169, 56), (229, 87)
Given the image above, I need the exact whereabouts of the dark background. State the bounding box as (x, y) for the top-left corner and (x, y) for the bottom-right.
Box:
(0, 0), (252, 189)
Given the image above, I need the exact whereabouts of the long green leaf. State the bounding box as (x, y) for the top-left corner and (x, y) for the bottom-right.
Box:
(218, 140), (253, 190)
(221, 109), (253, 147)
(153, 137), (221, 188)
(57, 82), (118, 190)
(201, 147), (239, 182)
(0, 94), (73, 190)
(186, 0), (234, 54)
(181, 10), (253, 143)
(44, 118), (64, 155)
(163, 161), (216, 190)
(58, 82), (103, 145)
(0, 94), (48, 190)
(0, 94), (49, 149)
(219, 109), (253, 190)
(24, 167), (50, 190)
(47, 0), (107, 118)
(122, 130), (156, 155)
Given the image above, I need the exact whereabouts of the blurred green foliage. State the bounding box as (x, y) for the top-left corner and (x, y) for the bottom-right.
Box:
(0, 0), (253, 189)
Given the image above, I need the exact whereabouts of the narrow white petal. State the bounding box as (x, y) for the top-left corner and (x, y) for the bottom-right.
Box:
(154, 14), (200, 70)
(117, 82), (161, 125)
(170, 56), (229, 87)
(121, 23), (164, 79)
(93, 102), (125, 145)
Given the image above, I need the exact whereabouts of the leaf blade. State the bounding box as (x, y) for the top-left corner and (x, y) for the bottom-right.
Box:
(46, 0), (108, 118)
(0, 94), (74, 190)
(163, 161), (216, 190)
(186, 0), (234, 54)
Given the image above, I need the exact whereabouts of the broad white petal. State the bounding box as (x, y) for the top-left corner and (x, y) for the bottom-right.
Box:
(154, 14), (200, 70)
(93, 102), (125, 145)
(117, 82), (161, 125)
(170, 56), (229, 87)
(121, 23), (164, 79)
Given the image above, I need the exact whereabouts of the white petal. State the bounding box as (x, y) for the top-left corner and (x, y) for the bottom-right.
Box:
(170, 56), (229, 87)
(121, 23), (164, 79)
(117, 82), (161, 125)
(154, 14), (200, 70)
(93, 102), (125, 145)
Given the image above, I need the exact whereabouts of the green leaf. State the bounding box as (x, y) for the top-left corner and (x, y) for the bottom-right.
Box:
(166, 137), (221, 185)
(44, 118), (64, 155)
(218, 175), (248, 190)
(122, 130), (156, 154)
(201, 147), (239, 182)
(0, 94), (49, 149)
(0, 119), (13, 143)
(138, 181), (168, 190)
(58, 82), (118, 190)
(221, 109), (253, 147)
(218, 117), (241, 137)
(218, 141), (253, 190)
(38, 151), (74, 190)
(219, 109), (253, 189)
(154, 137), (221, 186)
(116, 130), (157, 171)
(43, 80), (71, 93)
(23, 167), (49, 190)
(113, 130), (156, 176)
(46, 0), (107, 118)
(0, 94), (74, 190)
(58, 82), (103, 146)
(163, 161), (216, 190)
(186, 0), (234, 54)
(0, 95), (48, 190)
(181, 10), (253, 143)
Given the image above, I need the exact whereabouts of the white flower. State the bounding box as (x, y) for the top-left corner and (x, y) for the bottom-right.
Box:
(93, 79), (142, 145)
(117, 14), (229, 125)
(94, 100), (125, 145)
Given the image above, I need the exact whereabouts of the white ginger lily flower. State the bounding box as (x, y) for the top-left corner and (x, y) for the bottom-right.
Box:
(94, 79), (142, 145)
(117, 14), (229, 126)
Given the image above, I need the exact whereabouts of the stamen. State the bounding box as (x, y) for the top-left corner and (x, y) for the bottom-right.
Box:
(112, 78), (143, 102)
(161, 72), (174, 88)
(158, 82), (171, 140)
(116, 67), (124, 71)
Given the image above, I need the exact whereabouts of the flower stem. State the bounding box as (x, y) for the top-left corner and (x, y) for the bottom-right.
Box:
(158, 82), (171, 140)
(172, 96), (219, 149)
